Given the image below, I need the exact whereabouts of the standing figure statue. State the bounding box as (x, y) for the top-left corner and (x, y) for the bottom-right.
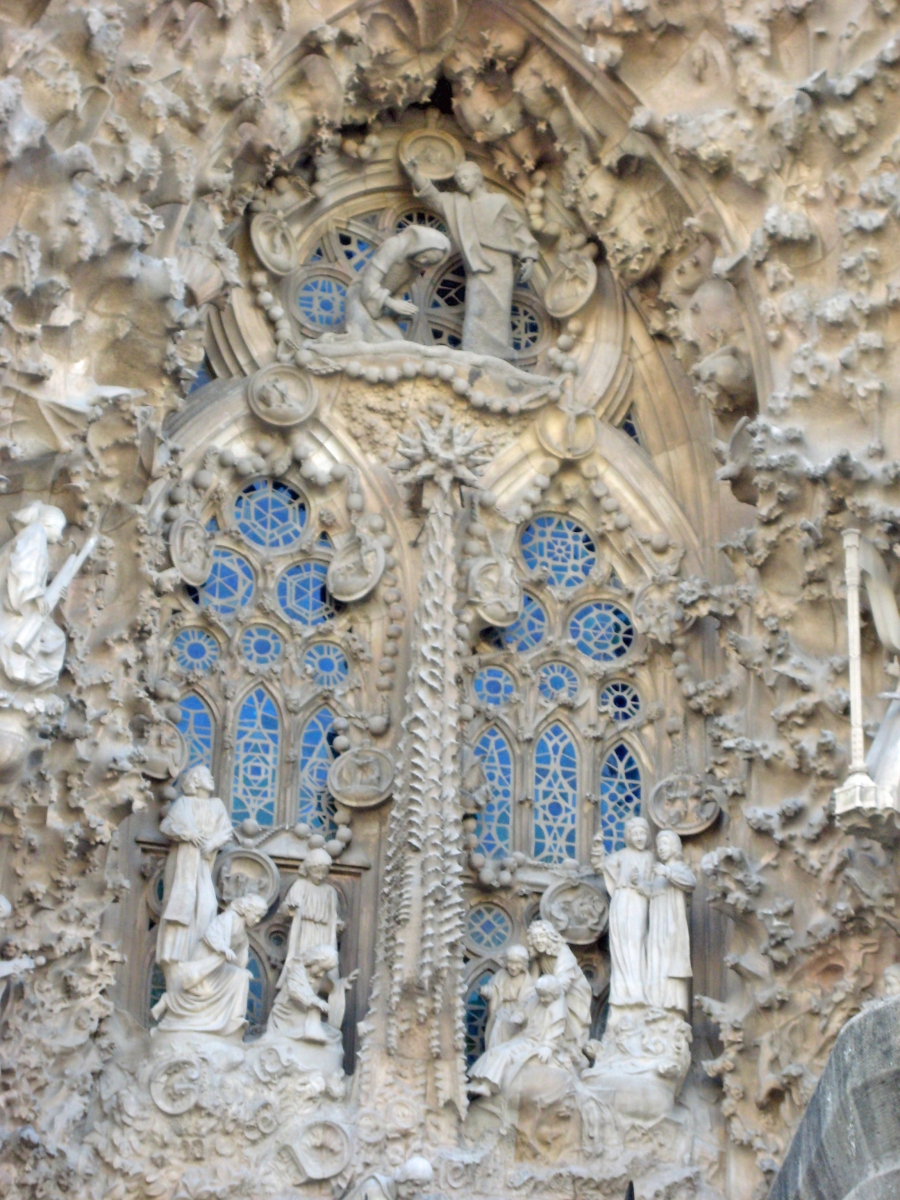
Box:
(402, 157), (538, 359)
(526, 919), (592, 1051)
(345, 226), (450, 342)
(645, 831), (696, 1014)
(279, 848), (341, 985)
(156, 766), (233, 967)
(482, 944), (535, 1049)
(597, 817), (655, 1008)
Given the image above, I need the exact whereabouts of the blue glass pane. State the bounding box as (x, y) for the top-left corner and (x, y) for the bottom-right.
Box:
(298, 707), (337, 834)
(188, 358), (213, 394)
(337, 230), (377, 273)
(234, 480), (306, 551)
(465, 970), (493, 1067)
(241, 626), (283, 668)
(511, 302), (541, 352)
(232, 688), (280, 827)
(473, 666), (515, 707)
(172, 628), (218, 673)
(520, 515), (596, 588)
(149, 962), (166, 1020)
(304, 643), (349, 688)
(466, 903), (512, 952)
(277, 562), (335, 626)
(538, 661), (579, 702)
(246, 949), (265, 1033)
(600, 742), (642, 853)
(187, 547), (254, 615)
(487, 594), (546, 652)
(297, 275), (346, 328)
(431, 259), (466, 310)
(178, 693), (213, 771)
(620, 408), (641, 444)
(472, 727), (512, 860)
(600, 681), (641, 722)
(533, 722), (578, 864)
(569, 602), (634, 661)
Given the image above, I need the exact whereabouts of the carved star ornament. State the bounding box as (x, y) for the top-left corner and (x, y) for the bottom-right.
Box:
(391, 409), (490, 497)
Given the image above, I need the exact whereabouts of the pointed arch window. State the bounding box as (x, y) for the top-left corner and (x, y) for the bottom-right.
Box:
(177, 692), (214, 771)
(232, 687), (280, 827)
(298, 707), (338, 834)
(472, 726), (513, 859)
(599, 742), (642, 852)
(533, 722), (578, 863)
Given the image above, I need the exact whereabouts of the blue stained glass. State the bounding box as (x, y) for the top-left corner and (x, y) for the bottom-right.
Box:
(188, 358), (213, 394)
(178, 692), (213, 771)
(246, 949), (265, 1034)
(298, 707), (337, 834)
(466, 903), (513, 951)
(538, 661), (580, 702)
(148, 962), (166, 1021)
(620, 408), (641, 444)
(431, 259), (466, 310)
(486, 594), (546, 652)
(337, 230), (376, 273)
(465, 970), (493, 1067)
(297, 275), (346, 327)
(533, 722), (578, 864)
(277, 561), (335, 625)
(520, 515), (596, 588)
(187, 547), (254, 615)
(473, 666), (515, 707)
(600, 742), (642, 852)
(232, 687), (280, 827)
(172, 628), (218, 673)
(472, 727), (512, 860)
(600, 681), (641, 722)
(241, 626), (283, 668)
(304, 643), (349, 688)
(569, 602), (635, 661)
(511, 302), (541, 352)
(234, 480), (306, 550)
(396, 209), (448, 234)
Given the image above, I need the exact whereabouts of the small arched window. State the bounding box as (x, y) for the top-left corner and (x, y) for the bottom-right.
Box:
(232, 687), (280, 826)
(298, 707), (337, 833)
(177, 692), (214, 771)
(533, 722), (578, 863)
(472, 727), (513, 859)
(599, 742), (642, 852)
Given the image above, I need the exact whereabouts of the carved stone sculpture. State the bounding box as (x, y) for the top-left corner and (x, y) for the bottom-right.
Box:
(342, 1157), (434, 1200)
(526, 918), (592, 1051)
(279, 849), (341, 985)
(344, 226), (450, 342)
(468, 974), (569, 1096)
(481, 944), (534, 1049)
(645, 831), (696, 1015)
(597, 818), (655, 1009)
(266, 943), (356, 1072)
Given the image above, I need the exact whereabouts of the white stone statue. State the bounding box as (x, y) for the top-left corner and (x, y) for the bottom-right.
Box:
(156, 766), (233, 967)
(402, 157), (538, 359)
(526, 918), (592, 1050)
(342, 1157), (434, 1200)
(345, 226), (450, 342)
(468, 973), (569, 1096)
(278, 848), (341, 986)
(482, 944), (535, 1049)
(0, 502), (96, 697)
(645, 831), (696, 1015)
(598, 817), (655, 1008)
(268, 943), (357, 1048)
(151, 894), (268, 1036)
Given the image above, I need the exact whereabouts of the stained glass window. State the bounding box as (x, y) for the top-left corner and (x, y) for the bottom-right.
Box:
(172, 628), (218, 673)
(600, 681), (641, 721)
(473, 666), (516, 707)
(472, 726), (513, 859)
(148, 962), (166, 1021)
(569, 602), (634, 661)
(520, 516), (596, 588)
(620, 407), (641, 444)
(464, 970), (493, 1067)
(296, 275), (346, 328)
(599, 742), (642, 852)
(277, 561), (335, 625)
(187, 547), (254, 615)
(486, 593), (546, 652)
(396, 209), (448, 234)
(177, 692), (213, 771)
(538, 661), (580, 702)
(533, 722), (578, 863)
(298, 707), (337, 833)
(337, 229), (376, 273)
(431, 259), (466, 310)
(511, 301), (541, 352)
(304, 643), (349, 688)
(246, 949), (266, 1035)
(466, 903), (513, 952)
(232, 687), (280, 827)
(234, 480), (306, 551)
(241, 626), (283, 668)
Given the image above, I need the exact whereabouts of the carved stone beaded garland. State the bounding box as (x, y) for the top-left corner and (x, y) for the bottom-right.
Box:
(4, 3), (900, 1200)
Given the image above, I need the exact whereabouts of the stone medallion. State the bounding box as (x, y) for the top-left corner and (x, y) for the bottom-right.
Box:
(247, 364), (318, 427)
(149, 1057), (201, 1115)
(169, 514), (214, 586)
(540, 876), (609, 943)
(250, 211), (299, 276)
(535, 404), (598, 460)
(326, 536), (385, 603)
(213, 847), (281, 909)
(648, 773), (723, 837)
(545, 256), (598, 319)
(327, 746), (395, 809)
(140, 720), (186, 780)
(398, 127), (464, 180)
(293, 1119), (353, 1178)
(468, 555), (522, 627)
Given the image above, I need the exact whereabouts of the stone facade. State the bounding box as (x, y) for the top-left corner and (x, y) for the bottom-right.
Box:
(0, 2), (900, 1199)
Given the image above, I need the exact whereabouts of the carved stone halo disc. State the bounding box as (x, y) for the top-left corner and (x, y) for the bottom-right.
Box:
(169, 515), (214, 586)
(545, 258), (598, 318)
(540, 877), (609, 943)
(648, 773), (722, 837)
(250, 212), (299, 276)
(398, 128), (464, 180)
(213, 847), (281, 908)
(326, 538), (386, 603)
(535, 405), (598, 459)
(247, 364), (317, 428)
(327, 746), (395, 809)
(293, 1119), (353, 1179)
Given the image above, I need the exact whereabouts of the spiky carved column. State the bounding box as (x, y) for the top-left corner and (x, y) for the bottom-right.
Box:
(359, 412), (487, 1131)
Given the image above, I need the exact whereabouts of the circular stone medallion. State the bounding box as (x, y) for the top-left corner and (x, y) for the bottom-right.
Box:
(535, 405), (598, 460)
(544, 257), (598, 318)
(327, 747), (395, 809)
(398, 128), (464, 181)
(141, 721), (187, 780)
(250, 212), (299, 276)
(468, 556), (523, 627)
(248, 364), (318, 427)
(326, 537), (385, 603)
(540, 877), (609, 944)
(169, 515), (214, 587)
(648, 773), (722, 837)
(213, 848), (281, 909)
(149, 1057), (201, 1115)
(294, 1119), (353, 1179)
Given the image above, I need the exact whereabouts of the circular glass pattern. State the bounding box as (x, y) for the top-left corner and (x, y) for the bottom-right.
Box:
(304, 643), (349, 688)
(569, 602), (635, 661)
(520, 515), (596, 588)
(538, 661), (580, 702)
(172, 628), (219, 673)
(234, 480), (306, 551)
(600, 681), (641, 721)
(277, 561), (335, 625)
(473, 666), (516, 707)
(493, 593), (547, 652)
(240, 626), (283, 668)
(465, 903), (513, 952)
(336, 229), (376, 273)
(296, 274), (347, 328)
(187, 547), (254, 615)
